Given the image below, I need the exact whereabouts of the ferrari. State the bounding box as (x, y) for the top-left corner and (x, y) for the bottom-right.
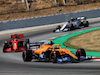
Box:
(3, 34), (29, 52)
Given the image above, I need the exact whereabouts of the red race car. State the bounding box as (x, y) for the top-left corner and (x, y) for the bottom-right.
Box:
(3, 34), (29, 52)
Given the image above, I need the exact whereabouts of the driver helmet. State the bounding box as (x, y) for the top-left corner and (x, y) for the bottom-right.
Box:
(52, 45), (57, 49)
(57, 25), (61, 28)
(14, 39), (17, 42)
(71, 17), (74, 21)
(43, 40), (53, 45)
(68, 21), (70, 23)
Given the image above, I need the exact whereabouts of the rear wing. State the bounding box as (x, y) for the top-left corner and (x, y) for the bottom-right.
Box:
(11, 34), (24, 38)
(77, 17), (87, 20)
(27, 42), (44, 50)
(29, 42), (44, 47)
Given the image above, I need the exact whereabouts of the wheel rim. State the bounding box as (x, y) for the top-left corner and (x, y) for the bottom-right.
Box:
(50, 52), (56, 62)
(51, 53), (54, 61)
(22, 51), (26, 61)
(76, 51), (80, 61)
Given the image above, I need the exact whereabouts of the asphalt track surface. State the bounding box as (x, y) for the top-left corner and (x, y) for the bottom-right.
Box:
(0, 21), (100, 75)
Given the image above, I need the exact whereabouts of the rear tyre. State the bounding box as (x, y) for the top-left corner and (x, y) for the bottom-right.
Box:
(26, 39), (30, 43)
(84, 21), (89, 27)
(22, 50), (32, 62)
(23, 39), (30, 49)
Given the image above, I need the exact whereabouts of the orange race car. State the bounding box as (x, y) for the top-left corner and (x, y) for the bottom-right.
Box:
(22, 41), (92, 63)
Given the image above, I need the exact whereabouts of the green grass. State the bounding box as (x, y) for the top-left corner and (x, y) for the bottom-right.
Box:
(63, 31), (100, 52)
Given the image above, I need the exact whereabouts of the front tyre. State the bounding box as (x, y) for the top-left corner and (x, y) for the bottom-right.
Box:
(76, 48), (86, 61)
(3, 43), (9, 53)
(69, 24), (74, 31)
(84, 21), (89, 27)
(53, 30), (56, 32)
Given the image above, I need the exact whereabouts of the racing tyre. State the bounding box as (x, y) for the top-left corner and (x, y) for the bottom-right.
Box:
(50, 51), (57, 63)
(22, 50), (33, 62)
(26, 39), (30, 43)
(3, 43), (9, 52)
(53, 30), (56, 32)
(23, 39), (30, 49)
(69, 24), (74, 31)
(50, 51), (60, 63)
(84, 21), (89, 27)
(18, 42), (21, 50)
(76, 48), (86, 61)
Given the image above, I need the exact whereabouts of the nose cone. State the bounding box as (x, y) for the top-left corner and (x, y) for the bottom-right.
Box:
(13, 42), (17, 50)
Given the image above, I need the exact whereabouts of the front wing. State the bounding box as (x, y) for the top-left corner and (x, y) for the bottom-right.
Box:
(3, 47), (26, 52)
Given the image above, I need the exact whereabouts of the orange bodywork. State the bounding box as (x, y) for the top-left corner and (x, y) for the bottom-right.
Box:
(34, 44), (78, 59)
(34, 44), (52, 54)
(55, 49), (78, 59)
